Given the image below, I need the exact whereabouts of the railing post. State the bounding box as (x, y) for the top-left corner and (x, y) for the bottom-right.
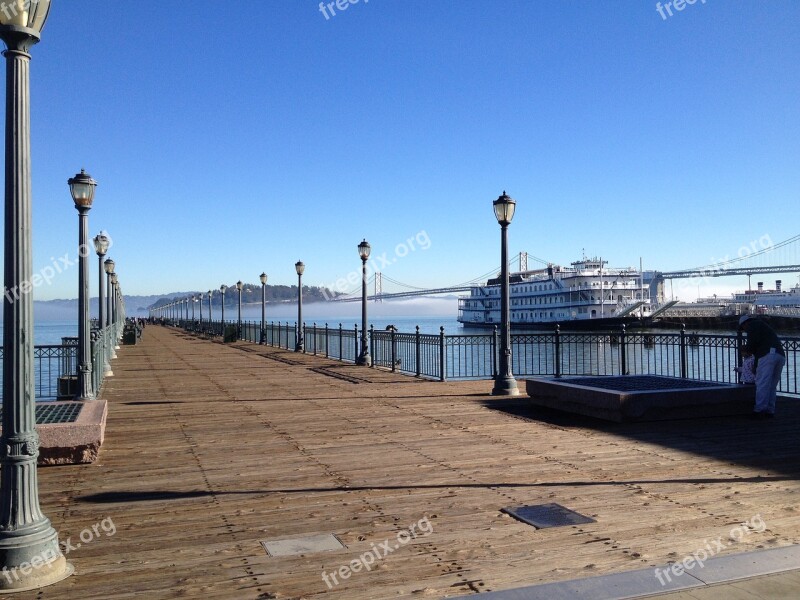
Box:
(439, 326), (446, 382)
(354, 324), (359, 363)
(415, 325), (421, 377)
(620, 324), (628, 375)
(303, 323), (307, 353)
(736, 327), (743, 377)
(492, 325), (498, 378)
(325, 324), (329, 358)
(554, 324), (561, 378)
(369, 324), (375, 368)
(312, 323), (317, 355)
(680, 324), (688, 378)
(339, 323), (343, 360)
(390, 326), (396, 372)
(90, 332), (98, 397)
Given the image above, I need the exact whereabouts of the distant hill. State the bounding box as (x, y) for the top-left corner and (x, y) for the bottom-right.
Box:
(34, 294), (181, 319)
(148, 284), (341, 310)
(34, 285), (343, 319)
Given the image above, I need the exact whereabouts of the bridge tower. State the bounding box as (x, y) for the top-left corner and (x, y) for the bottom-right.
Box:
(375, 272), (382, 303)
(519, 251), (528, 272)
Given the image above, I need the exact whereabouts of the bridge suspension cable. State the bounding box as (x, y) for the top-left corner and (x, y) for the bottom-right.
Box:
(681, 233), (800, 272)
(662, 233), (800, 279)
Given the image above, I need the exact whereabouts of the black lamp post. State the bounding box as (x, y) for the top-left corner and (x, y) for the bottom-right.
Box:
(236, 281), (243, 339)
(207, 290), (212, 328)
(93, 232), (109, 328)
(110, 273), (118, 331)
(356, 239), (371, 366)
(260, 272), (267, 344)
(113, 279), (122, 335)
(0, 4), (73, 589)
(220, 284), (227, 335)
(104, 259), (114, 328)
(295, 261), (305, 351)
(491, 191), (519, 396)
(198, 294), (202, 324)
(70, 169), (98, 401)
(94, 234), (111, 377)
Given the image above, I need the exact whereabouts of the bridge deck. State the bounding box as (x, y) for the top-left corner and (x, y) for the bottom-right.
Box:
(16, 325), (800, 599)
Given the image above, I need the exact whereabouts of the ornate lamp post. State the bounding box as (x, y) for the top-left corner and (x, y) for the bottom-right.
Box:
(110, 273), (118, 330)
(103, 258), (114, 327)
(295, 261), (305, 351)
(491, 191), (519, 396)
(198, 294), (203, 324)
(69, 169), (98, 401)
(220, 284), (227, 335)
(191, 296), (196, 321)
(113, 279), (122, 337)
(0, 1), (74, 590)
(236, 280), (243, 338)
(93, 232), (109, 328)
(93, 233), (111, 376)
(260, 272), (267, 344)
(207, 290), (213, 327)
(356, 239), (371, 366)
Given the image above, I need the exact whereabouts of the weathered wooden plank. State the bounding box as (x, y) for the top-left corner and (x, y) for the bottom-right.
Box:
(7, 325), (800, 599)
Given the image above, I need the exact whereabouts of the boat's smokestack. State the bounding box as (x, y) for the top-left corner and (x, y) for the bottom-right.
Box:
(757, 281), (764, 292)
(776, 280), (782, 292)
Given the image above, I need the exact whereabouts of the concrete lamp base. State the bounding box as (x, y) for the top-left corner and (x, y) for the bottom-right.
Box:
(0, 553), (73, 593)
(492, 377), (520, 396)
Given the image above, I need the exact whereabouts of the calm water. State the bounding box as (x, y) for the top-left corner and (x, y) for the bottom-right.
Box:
(236, 315), (463, 336)
(0, 320), (78, 346)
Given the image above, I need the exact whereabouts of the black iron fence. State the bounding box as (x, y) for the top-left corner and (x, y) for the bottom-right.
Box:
(0, 321), (123, 402)
(180, 319), (800, 397)
(0, 344), (76, 401)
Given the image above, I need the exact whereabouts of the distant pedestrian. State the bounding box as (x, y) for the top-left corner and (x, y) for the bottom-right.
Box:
(738, 315), (785, 418)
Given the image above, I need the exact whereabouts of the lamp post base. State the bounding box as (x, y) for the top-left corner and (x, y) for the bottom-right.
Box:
(0, 538), (74, 593)
(356, 352), (371, 367)
(491, 376), (520, 396)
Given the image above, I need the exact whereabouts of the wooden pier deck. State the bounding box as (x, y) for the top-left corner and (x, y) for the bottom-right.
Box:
(8, 325), (800, 599)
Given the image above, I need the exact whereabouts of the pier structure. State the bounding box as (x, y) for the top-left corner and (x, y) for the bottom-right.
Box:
(16, 324), (800, 598)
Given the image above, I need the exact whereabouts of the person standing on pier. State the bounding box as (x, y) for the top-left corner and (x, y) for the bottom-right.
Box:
(738, 315), (785, 418)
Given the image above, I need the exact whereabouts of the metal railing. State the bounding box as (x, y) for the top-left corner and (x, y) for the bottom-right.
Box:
(180, 320), (800, 397)
(0, 318), (126, 402)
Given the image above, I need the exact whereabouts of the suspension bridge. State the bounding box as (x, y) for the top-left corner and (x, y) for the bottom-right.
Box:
(331, 233), (800, 302)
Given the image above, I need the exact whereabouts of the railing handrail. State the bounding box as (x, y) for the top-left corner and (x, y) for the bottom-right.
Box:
(177, 319), (800, 396)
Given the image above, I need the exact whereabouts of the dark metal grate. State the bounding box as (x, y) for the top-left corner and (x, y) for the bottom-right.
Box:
(35, 402), (83, 425)
(503, 503), (596, 529)
(561, 375), (728, 392)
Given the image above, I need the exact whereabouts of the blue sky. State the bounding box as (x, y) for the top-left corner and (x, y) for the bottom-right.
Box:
(11, 0), (800, 302)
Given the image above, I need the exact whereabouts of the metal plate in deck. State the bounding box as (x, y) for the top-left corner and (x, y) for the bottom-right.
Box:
(502, 503), (596, 529)
(563, 375), (725, 392)
(35, 402), (83, 425)
(261, 533), (346, 557)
